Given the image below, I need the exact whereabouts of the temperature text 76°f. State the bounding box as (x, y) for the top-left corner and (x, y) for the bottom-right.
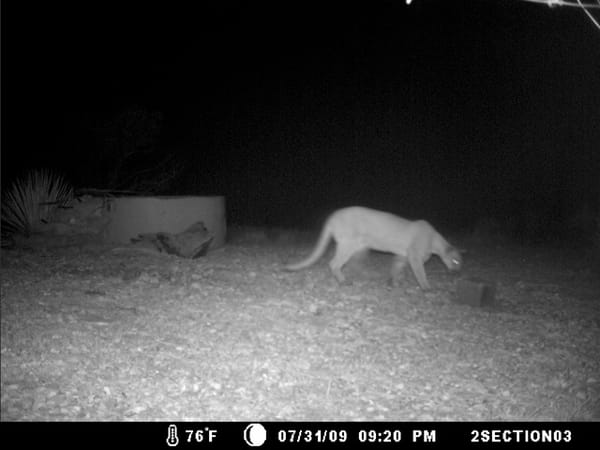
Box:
(185, 427), (218, 444)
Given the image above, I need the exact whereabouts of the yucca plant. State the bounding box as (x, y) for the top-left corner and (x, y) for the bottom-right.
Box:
(1, 169), (74, 237)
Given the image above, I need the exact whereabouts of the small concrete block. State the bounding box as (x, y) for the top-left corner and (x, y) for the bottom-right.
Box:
(455, 278), (496, 307)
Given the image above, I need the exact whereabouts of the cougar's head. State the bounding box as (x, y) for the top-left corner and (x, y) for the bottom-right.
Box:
(442, 246), (463, 272)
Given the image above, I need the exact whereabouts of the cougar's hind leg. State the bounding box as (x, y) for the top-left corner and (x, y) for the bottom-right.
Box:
(329, 242), (362, 284)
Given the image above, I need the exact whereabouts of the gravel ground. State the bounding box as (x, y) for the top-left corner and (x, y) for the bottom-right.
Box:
(1, 230), (599, 421)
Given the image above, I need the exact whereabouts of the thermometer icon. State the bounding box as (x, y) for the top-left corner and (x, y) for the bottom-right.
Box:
(166, 424), (179, 447)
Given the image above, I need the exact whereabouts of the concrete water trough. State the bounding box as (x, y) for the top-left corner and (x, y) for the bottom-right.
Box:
(103, 195), (226, 250)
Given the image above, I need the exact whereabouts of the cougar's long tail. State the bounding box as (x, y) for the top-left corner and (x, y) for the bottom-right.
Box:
(285, 221), (333, 271)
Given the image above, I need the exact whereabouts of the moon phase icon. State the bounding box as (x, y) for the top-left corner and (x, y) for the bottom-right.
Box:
(243, 423), (267, 447)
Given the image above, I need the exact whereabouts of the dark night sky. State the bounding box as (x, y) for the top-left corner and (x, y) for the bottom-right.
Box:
(2, 1), (599, 229)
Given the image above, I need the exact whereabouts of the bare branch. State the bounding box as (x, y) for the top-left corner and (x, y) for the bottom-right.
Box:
(519, 0), (600, 7)
(405, 1), (600, 31)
